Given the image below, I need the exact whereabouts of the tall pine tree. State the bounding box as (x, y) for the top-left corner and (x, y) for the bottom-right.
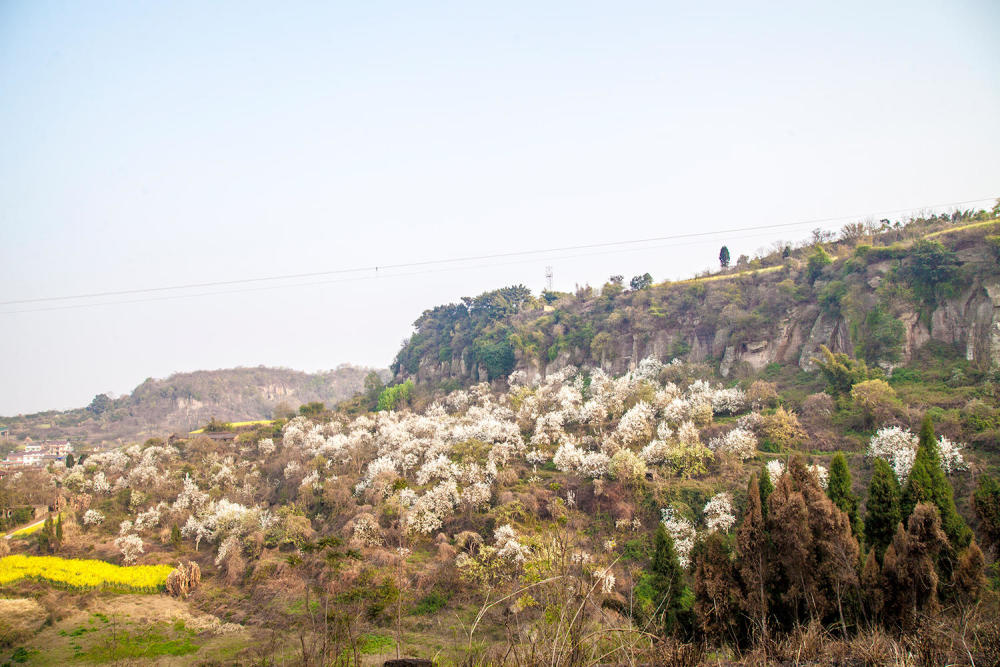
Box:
(737, 473), (770, 643)
(650, 524), (686, 636)
(758, 467), (774, 520)
(901, 415), (970, 548)
(864, 458), (900, 562)
(827, 452), (859, 536)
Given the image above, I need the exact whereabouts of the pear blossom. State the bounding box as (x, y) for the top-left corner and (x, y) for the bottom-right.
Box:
(494, 524), (531, 563)
(114, 533), (144, 565)
(937, 436), (967, 473)
(660, 508), (696, 569)
(867, 426), (919, 482)
(594, 568), (616, 594)
(708, 427), (757, 461)
(765, 459), (785, 483)
(83, 509), (105, 526)
(258, 438), (276, 457)
(703, 493), (736, 532)
(615, 401), (656, 448)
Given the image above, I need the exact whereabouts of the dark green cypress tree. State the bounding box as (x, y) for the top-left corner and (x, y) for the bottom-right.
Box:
(171, 523), (182, 547)
(827, 452), (859, 536)
(719, 246), (731, 268)
(38, 515), (54, 553)
(651, 524), (686, 636)
(758, 466), (774, 520)
(901, 415), (971, 548)
(864, 458), (900, 562)
(55, 514), (63, 546)
(65, 453), (75, 468)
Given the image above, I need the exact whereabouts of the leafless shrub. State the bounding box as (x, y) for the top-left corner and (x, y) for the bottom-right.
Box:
(165, 560), (202, 598)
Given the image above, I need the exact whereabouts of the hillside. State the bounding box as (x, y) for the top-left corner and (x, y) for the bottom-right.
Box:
(0, 365), (387, 445)
(2, 210), (1000, 665)
(392, 211), (1000, 390)
(2, 342), (999, 663)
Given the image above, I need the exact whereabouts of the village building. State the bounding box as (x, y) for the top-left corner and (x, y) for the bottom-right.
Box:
(0, 439), (75, 471)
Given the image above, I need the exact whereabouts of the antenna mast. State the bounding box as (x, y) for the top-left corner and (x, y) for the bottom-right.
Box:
(545, 266), (554, 291)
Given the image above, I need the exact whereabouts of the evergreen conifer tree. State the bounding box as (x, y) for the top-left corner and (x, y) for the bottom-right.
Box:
(38, 515), (54, 553)
(651, 524), (686, 636)
(758, 467), (774, 520)
(827, 452), (859, 536)
(865, 458), (900, 562)
(901, 415), (970, 547)
(766, 457), (859, 631)
(954, 540), (986, 608)
(171, 523), (182, 547)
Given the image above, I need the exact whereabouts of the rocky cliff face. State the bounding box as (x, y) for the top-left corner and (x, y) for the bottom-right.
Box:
(395, 226), (1000, 388)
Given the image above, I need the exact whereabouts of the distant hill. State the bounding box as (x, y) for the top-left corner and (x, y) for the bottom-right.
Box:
(1, 365), (387, 446)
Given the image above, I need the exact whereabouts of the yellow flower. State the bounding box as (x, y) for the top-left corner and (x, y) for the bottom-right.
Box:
(0, 555), (174, 593)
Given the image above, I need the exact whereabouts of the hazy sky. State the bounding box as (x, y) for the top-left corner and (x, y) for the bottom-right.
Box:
(1, 1), (998, 415)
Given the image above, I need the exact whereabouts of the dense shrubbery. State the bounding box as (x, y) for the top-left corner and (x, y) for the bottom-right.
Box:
(376, 380), (413, 411)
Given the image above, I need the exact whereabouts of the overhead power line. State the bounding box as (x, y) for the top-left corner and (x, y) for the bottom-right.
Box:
(1, 194), (995, 311)
(0, 227), (818, 315)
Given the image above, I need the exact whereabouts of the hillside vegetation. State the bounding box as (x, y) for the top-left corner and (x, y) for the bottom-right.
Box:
(1, 206), (999, 665)
(1, 352), (998, 664)
(392, 207), (1000, 390)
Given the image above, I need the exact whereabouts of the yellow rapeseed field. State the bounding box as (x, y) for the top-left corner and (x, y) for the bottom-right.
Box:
(189, 419), (274, 434)
(0, 555), (174, 593)
(4, 522), (44, 539)
(2, 513), (60, 539)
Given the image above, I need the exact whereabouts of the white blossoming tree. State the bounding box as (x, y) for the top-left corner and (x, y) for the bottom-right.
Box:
(708, 427), (757, 461)
(82, 509), (105, 527)
(867, 426), (918, 482)
(703, 492), (735, 532)
(660, 508), (696, 569)
(114, 533), (144, 565)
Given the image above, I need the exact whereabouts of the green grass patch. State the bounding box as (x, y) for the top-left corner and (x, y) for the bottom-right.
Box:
(357, 632), (395, 655)
(8, 647), (36, 663)
(77, 625), (200, 662)
(58, 626), (90, 638)
(411, 590), (450, 615)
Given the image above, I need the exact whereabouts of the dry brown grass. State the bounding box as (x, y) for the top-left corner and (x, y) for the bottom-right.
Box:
(0, 598), (47, 647)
